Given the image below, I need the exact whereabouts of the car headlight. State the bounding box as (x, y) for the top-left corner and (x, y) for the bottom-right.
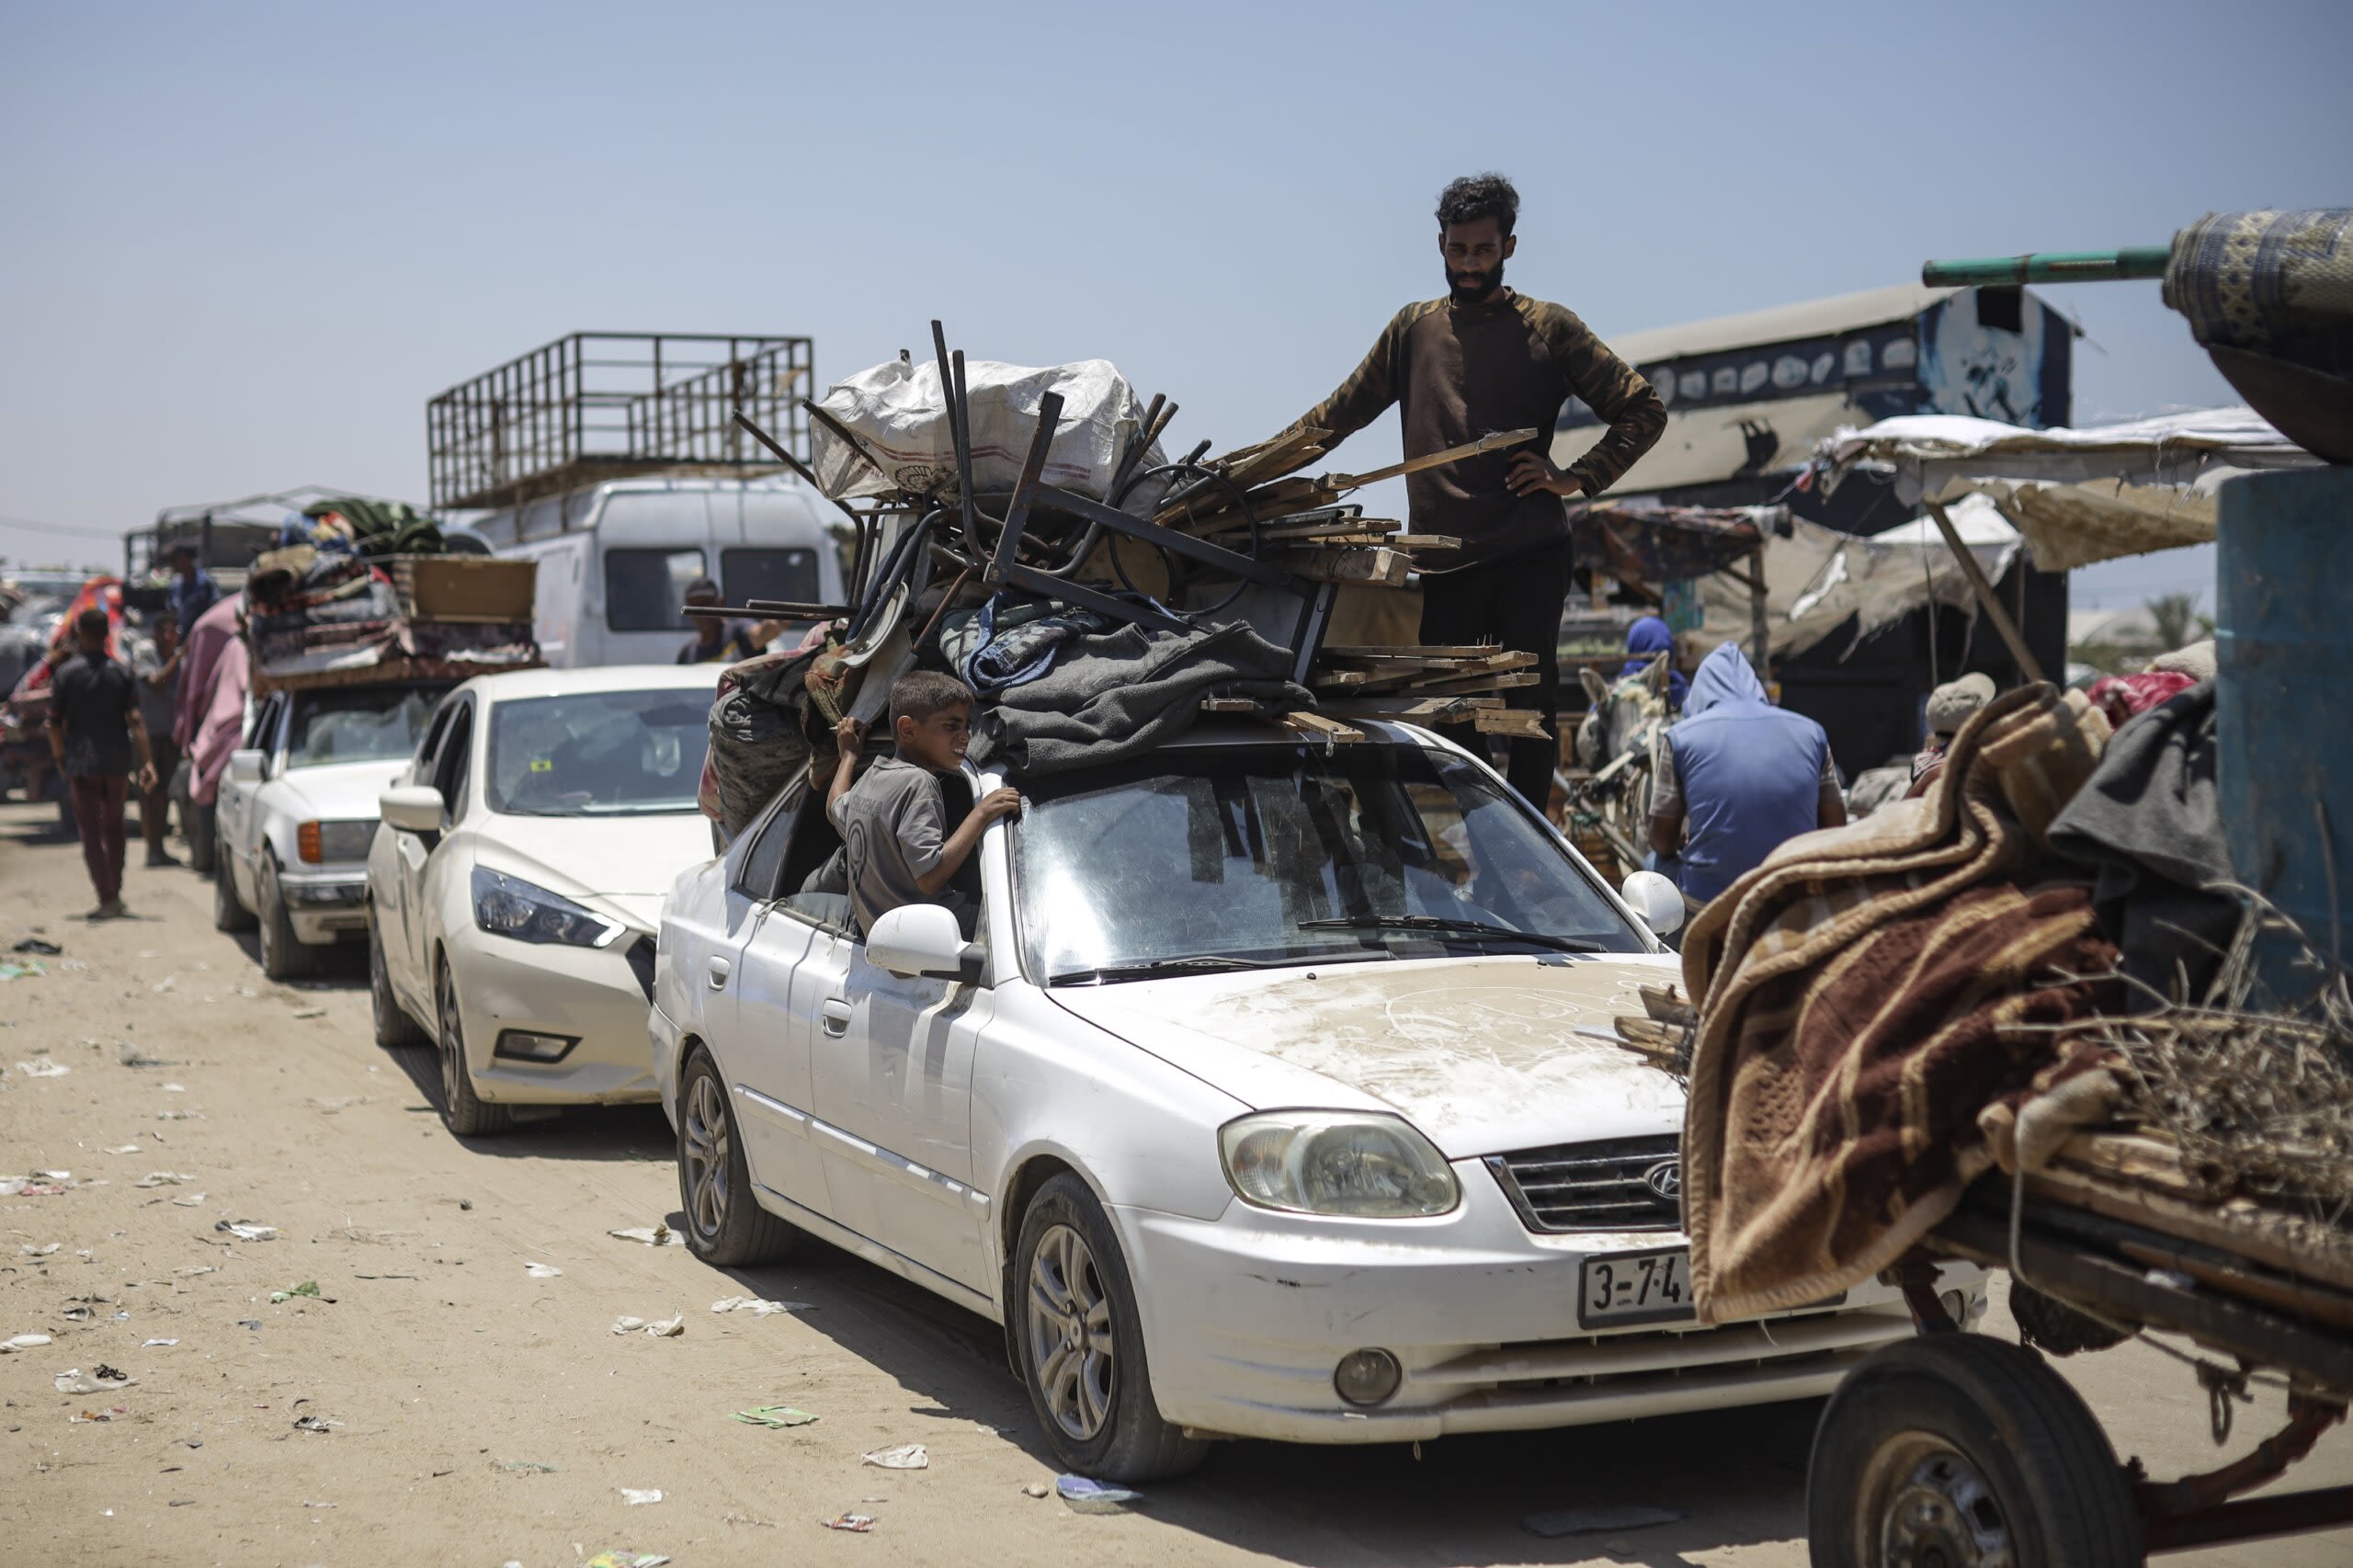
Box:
(298, 819), (377, 865)
(471, 867), (623, 949)
(1218, 1111), (1460, 1218)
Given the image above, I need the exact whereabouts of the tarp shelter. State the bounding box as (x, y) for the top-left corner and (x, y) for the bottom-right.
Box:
(1818, 407), (2322, 570)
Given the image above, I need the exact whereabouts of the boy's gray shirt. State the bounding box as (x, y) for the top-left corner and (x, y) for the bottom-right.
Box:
(828, 756), (947, 936)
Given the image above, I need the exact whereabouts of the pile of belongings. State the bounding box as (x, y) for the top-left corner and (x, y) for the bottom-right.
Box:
(1670, 671), (2249, 1324)
(245, 502), (535, 680)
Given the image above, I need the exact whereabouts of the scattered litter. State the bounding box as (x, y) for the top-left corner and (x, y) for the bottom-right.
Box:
(291, 1415), (338, 1433)
(92, 1362), (126, 1380)
(161, 1083), (187, 1093)
(1022, 1482), (1051, 1498)
(133, 1171), (193, 1187)
(459, 1199), (473, 1210)
(293, 1007), (327, 1019)
(301, 1501), (336, 1509)
(620, 1488), (664, 1506)
(15, 1059), (70, 1076)
(0, 960), (46, 982)
(142, 1338), (177, 1347)
(167, 1499), (194, 1506)
(495, 1459), (559, 1473)
(0, 1179), (21, 1197)
(269, 1281), (324, 1302)
(973, 1422), (1001, 1437)
(19, 1183), (70, 1198)
(55, 1369), (136, 1394)
(32, 1168), (72, 1180)
(861, 1444), (928, 1471)
(119, 1042), (170, 1067)
(733, 1406), (820, 1429)
(710, 1296), (813, 1316)
(150, 976), (176, 994)
(1057, 1475), (1142, 1514)
(63, 1304), (93, 1322)
(237, 1320), (262, 1330)
(2, 1334), (54, 1353)
(156, 1109), (201, 1120)
(20, 1243), (60, 1256)
(821, 1515), (877, 1533)
(176, 1266), (215, 1277)
(608, 1224), (685, 1247)
(610, 1314), (686, 1337)
(523, 1262), (563, 1278)
(102, 1143), (142, 1154)
(1522, 1505), (1688, 1539)
(11, 937), (63, 955)
(73, 1406), (128, 1423)
(582, 1554), (670, 1568)
(170, 1193), (206, 1207)
(214, 1221), (277, 1242)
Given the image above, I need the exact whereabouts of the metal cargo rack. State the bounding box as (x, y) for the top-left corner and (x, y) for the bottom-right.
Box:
(427, 332), (814, 511)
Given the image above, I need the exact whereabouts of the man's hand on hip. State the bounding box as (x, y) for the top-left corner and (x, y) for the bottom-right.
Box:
(1506, 450), (1585, 499)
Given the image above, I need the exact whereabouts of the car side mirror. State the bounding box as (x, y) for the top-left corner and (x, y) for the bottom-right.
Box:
(227, 748), (265, 785)
(380, 784), (447, 835)
(864, 903), (983, 984)
(1620, 869), (1686, 936)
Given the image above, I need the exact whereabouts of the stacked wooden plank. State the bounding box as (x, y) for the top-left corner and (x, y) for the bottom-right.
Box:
(1309, 644), (1548, 738)
(1154, 429), (1456, 586)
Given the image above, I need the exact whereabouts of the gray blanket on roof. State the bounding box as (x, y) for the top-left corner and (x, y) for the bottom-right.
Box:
(2047, 680), (2236, 999)
(967, 620), (1309, 777)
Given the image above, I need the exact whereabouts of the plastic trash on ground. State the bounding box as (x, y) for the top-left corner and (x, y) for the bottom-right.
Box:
(582, 1553), (670, 1567)
(733, 1405), (819, 1428)
(523, 1262), (563, 1278)
(620, 1488), (664, 1506)
(861, 1444), (928, 1470)
(821, 1514), (877, 1533)
(710, 1295), (812, 1316)
(215, 1221), (277, 1241)
(1057, 1474), (1142, 1513)
(611, 1314), (686, 1337)
(56, 1368), (136, 1394)
(2, 1334), (54, 1353)
(15, 1059), (70, 1077)
(608, 1223), (685, 1247)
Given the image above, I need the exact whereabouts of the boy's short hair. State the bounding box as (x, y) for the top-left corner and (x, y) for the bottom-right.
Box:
(890, 670), (974, 728)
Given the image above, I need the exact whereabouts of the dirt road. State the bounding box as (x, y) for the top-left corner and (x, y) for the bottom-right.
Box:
(4, 800), (2347, 1567)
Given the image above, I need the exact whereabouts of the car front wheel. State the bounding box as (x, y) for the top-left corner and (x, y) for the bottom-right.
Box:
(369, 910), (428, 1049)
(255, 854), (317, 980)
(676, 1048), (794, 1266)
(435, 960), (511, 1137)
(1014, 1173), (1207, 1483)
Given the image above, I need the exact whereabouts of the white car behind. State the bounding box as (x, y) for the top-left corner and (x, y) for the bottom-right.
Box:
(366, 665), (719, 1135)
(652, 721), (1983, 1481)
(213, 681), (449, 978)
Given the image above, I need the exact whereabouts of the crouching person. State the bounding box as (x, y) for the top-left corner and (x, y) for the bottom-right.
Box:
(827, 671), (1020, 939)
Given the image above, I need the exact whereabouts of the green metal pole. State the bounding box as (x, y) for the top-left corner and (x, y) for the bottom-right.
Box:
(1921, 246), (2172, 288)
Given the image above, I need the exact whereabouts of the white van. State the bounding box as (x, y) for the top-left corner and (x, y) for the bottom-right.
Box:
(464, 476), (846, 668)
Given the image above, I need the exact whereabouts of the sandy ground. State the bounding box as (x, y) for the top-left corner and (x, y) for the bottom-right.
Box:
(2, 797), (2348, 1568)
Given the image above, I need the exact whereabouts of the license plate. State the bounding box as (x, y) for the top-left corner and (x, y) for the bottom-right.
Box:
(1578, 1246), (1695, 1328)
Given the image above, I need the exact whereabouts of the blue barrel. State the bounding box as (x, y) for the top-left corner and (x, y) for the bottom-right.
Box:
(2216, 466), (2353, 1002)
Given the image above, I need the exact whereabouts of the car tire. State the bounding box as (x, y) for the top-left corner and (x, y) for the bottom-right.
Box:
(434, 960), (512, 1137)
(369, 909), (429, 1049)
(213, 833), (256, 933)
(254, 853), (316, 980)
(186, 803), (216, 873)
(1806, 1334), (2142, 1568)
(676, 1047), (795, 1267)
(1014, 1173), (1208, 1483)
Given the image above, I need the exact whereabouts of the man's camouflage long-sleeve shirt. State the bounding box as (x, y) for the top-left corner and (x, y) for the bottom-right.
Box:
(1290, 290), (1666, 570)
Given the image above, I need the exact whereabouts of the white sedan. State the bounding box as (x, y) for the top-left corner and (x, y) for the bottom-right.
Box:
(368, 665), (719, 1136)
(653, 720), (1983, 1480)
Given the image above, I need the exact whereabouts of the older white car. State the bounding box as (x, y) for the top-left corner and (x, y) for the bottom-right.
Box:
(651, 722), (1981, 1481)
(213, 681), (449, 978)
(367, 665), (718, 1135)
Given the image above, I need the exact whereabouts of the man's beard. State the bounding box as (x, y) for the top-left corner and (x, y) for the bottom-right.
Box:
(1447, 257), (1504, 304)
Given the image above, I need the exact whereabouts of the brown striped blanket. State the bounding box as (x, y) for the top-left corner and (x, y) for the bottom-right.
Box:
(1678, 684), (2123, 1324)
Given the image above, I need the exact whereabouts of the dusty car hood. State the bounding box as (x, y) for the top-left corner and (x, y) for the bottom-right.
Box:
(277, 759), (409, 821)
(1044, 953), (1688, 1159)
(475, 812), (714, 932)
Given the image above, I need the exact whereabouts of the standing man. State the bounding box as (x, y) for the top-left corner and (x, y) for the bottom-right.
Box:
(47, 608), (158, 919)
(1649, 642), (1845, 905)
(1281, 173), (1666, 808)
(165, 540), (222, 640)
(131, 612), (184, 867)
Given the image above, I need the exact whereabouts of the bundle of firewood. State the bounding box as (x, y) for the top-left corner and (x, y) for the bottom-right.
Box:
(1308, 644), (1548, 738)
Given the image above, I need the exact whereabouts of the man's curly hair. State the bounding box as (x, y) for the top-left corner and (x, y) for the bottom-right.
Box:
(1436, 173), (1519, 236)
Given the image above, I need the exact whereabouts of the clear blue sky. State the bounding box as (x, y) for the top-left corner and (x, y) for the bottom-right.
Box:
(4, 0), (2346, 612)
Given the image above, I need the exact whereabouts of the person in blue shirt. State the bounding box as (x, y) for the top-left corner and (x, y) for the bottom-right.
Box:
(1648, 641), (1845, 904)
(1618, 614), (1688, 709)
(165, 541), (221, 639)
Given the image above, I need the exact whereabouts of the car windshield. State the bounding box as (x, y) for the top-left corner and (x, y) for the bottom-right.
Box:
(485, 688), (712, 816)
(1013, 742), (1646, 983)
(284, 687), (439, 770)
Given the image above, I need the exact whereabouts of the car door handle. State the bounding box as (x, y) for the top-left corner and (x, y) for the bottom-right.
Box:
(706, 956), (731, 990)
(820, 999), (853, 1037)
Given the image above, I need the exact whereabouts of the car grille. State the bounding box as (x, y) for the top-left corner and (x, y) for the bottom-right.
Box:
(1487, 1134), (1682, 1233)
(624, 936), (657, 1003)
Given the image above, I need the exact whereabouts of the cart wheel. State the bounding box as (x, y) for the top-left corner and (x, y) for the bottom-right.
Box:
(1807, 1335), (2143, 1568)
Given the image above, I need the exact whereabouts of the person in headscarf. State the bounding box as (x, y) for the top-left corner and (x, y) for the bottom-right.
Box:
(1904, 672), (1996, 799)
(1617, 615), (1688, 708)
(1648, 641), (1845, 903)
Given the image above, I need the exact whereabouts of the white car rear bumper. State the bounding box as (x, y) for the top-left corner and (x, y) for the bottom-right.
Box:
(1111, 1172), (1982, 1445)
(448, 932), (660, 1105)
